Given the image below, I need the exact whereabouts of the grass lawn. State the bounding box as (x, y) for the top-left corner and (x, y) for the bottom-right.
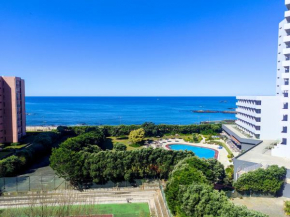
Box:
(0, 203), (150, 217)
(103, 134), (196, 151)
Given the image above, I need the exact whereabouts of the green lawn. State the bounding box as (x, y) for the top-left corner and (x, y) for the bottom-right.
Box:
(103, 134), (196, 151)
(0, 203), (150, 217)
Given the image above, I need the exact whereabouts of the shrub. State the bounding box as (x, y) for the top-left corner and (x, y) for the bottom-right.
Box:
(234, 165), (287, 195)
(114, 143), (127, 151)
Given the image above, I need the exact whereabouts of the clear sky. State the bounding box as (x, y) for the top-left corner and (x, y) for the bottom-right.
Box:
(0, 0), (286, 96)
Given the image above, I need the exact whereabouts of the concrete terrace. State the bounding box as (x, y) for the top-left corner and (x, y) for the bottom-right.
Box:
(236, 139), (290, 169)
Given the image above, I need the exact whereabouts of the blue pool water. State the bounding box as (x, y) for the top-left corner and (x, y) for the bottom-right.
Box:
(168, 144), (216, 159)
(25, 97), (236, 126)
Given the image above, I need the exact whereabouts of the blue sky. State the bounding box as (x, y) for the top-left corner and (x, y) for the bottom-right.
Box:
(0, 0), (285, 96)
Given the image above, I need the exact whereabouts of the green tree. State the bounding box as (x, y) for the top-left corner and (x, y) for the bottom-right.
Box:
(234, 165), (286, 195)
(178, 183), (266, 217)
(165, 164), (208, 214)
(129, 128), (145, 144)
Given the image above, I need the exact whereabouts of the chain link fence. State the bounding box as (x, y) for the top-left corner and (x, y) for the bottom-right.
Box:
(0, 176), (66, 192)
(159, 181), (173, 217)
(0, 176), (160, 193)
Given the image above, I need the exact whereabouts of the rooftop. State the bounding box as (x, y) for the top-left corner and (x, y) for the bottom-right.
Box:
(236, 140), (290, 170)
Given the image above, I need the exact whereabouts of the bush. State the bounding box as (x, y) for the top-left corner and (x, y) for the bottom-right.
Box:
(0, 156), (25, 177)
(114, 143), (127, 151)
(234, 165), (287, 195)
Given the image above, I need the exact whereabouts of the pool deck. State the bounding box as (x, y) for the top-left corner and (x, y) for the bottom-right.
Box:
(154, 139), (231, 167)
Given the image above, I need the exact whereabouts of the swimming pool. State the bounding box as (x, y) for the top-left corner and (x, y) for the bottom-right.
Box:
(167, 144), (217, 159)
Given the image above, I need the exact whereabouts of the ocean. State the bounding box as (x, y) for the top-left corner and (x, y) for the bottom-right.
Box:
(25, 97), (237, 126)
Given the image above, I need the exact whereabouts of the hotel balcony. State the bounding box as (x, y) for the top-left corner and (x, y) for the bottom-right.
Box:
(236, 99), (261, 109)
(281, 84), (290, 91)
(236, 114), (259, 126)
(285, 23), (290, 32)
(236, 120), (260, 135)
(284, 36), (290, 44)
(286, 11), (290, 21)
(284, 48), (290, 55)
(282, 72), (290, 79)
(283, 60), (290, 67)
(236, 108), (261, 117)
(236, 101), (260, 109)
(286, 0), (290, 10)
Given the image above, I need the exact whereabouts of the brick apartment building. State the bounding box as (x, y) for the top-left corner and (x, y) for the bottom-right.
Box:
(0, 77), (26, 143)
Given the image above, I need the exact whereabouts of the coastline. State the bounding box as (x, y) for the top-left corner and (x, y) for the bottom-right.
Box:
(25, 119), (235, 129)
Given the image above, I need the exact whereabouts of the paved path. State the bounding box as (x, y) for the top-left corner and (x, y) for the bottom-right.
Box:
(232, 197), (288, 217)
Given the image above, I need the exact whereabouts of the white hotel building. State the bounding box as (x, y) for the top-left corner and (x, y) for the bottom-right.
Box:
(222, 1), (290, 197)
(232, 0), (290, 159)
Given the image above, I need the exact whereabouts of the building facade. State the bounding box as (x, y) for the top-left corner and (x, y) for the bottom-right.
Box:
(234, 0), (290, 159)
(272, 0), (290, 158)
(236, 96), (281, 140)
(0, 77), (26, 143)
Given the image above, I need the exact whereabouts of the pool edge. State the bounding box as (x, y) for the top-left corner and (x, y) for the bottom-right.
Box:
(165, 144), (219, 159)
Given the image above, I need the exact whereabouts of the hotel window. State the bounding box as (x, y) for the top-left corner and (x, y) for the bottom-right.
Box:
(282, 138), (287, 145)
(282, 126), (288, 133)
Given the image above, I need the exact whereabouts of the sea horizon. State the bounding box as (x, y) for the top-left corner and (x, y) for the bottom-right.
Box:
(25, 96), (237, 126)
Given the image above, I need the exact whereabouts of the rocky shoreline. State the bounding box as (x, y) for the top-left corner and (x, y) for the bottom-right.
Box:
(192, 110), (237, 114)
